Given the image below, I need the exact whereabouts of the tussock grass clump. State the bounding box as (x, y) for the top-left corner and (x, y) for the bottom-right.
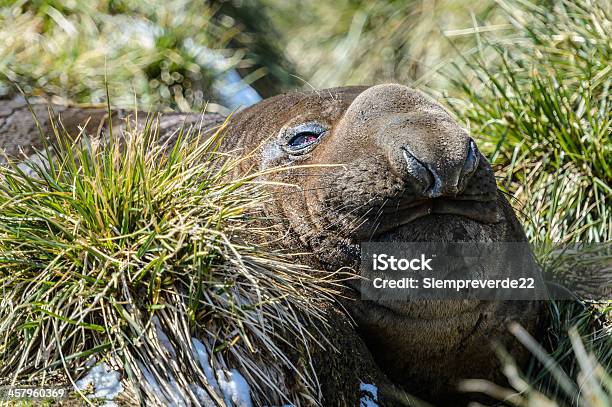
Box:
(444, 0), (611, 244)
(0, 0), (269, 111)
(0, 113), (336, 406)
(0, 0), (213, 109)
(260, 0), (500, 90)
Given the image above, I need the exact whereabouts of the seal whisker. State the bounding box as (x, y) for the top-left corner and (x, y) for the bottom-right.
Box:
(367, 198), (389, 241)
(324, 200), (380, 239)
(298, 198), (377, 240)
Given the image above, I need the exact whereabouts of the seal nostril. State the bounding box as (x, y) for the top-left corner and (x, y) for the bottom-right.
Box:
(401, 147), (435, 195)
(462, 139), (479, 179)
(455, 139), (481, 194)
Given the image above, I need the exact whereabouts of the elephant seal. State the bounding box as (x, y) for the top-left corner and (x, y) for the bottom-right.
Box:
(0, 84), (542, 405)
(221, 84), (542, 403)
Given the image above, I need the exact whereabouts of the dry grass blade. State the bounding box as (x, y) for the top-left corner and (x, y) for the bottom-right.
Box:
(461, 324), (611, 407)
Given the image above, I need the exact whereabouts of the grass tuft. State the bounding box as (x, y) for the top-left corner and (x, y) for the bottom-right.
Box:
(444, 0), (611, 244)
(0, 112), (337, 406)
(0, 0), (287, 111)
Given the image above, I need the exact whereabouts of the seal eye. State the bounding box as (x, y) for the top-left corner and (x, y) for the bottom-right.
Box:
(283, 122), (327, 154)
(288, 132), (320, 149)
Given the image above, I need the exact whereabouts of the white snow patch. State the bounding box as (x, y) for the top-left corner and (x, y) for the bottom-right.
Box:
(137, 362), (186, 406)
(85, 355), (97, 368)
(191, 337), (220, 391)
(137, 361), (167, 404)
(214, 68), (262, 110)
(152, 316), (176, 358)
(359, 382), (379, 407)
(76, 363), (123, 400)
(189, 384), (216, 405)
(217, 369), (253, 407)
(167, 376), (189, 407)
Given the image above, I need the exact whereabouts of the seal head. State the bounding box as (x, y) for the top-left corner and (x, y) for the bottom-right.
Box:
(219, 84), (539, 400)
(229, 84), (505, 265)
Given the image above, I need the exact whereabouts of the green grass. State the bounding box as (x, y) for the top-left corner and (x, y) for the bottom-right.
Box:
(259, 0), (501, 91)
(443, 0), (610, 244)
(0, 0), (293, 111)
(0, 111), (337, 406)
(460, 323), (612, 407)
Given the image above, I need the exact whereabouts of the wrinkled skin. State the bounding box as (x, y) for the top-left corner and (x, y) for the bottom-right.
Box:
(1, 85), (542, 405)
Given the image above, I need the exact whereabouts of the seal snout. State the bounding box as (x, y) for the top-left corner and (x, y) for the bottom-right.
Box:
(400, 138), (480, 198)
(342, 84), (485, 201)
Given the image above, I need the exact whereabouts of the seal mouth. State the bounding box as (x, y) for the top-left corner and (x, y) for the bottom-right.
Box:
(371, 197), (500, 237)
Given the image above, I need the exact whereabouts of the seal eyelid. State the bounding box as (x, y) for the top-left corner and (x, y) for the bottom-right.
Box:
(282, 122), (327, 154)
